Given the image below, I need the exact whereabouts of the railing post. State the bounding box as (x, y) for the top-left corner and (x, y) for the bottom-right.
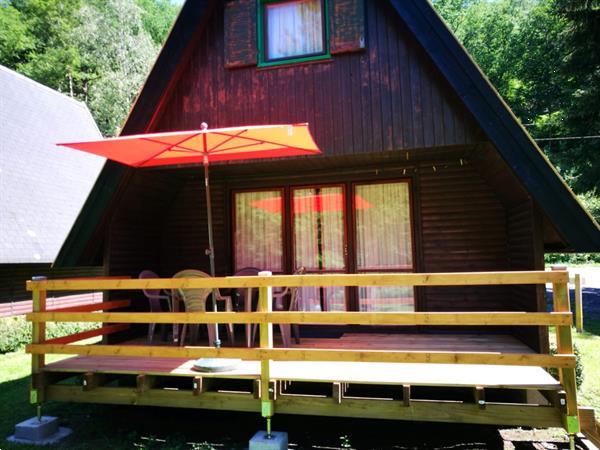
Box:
(258, 271), (274, 436)
(552, 272), (580, 438)
(574, 274), (583, 333)
(30, 276), (47, 415)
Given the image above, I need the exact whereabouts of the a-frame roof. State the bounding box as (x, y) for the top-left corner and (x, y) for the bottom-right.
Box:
(55, 0), (599, 266)
(0, 65), (104, 264)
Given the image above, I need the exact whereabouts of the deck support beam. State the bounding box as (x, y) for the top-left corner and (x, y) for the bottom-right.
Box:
(474, 386), (486, 409)
(553, 277), (580, 436)
(30, 276), (47, 410)
(333, 382), (342, 404)
(403, 385), (411, 407)
(258, 272), (274, 436)
(41, 384), (564, 428)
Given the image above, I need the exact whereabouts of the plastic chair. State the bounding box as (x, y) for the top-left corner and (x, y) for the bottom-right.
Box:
(230, 267), (261, 347)
(139, 270), (171, 343)
(251, 266), (306, 347)
(172, 269), (235, 346)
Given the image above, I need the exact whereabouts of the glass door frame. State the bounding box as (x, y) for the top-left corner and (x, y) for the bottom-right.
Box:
(290, 183), (350, 311)
(230, 176), (418, 313)
(348, 178), (417, 312)
(231, 186), (287, 274)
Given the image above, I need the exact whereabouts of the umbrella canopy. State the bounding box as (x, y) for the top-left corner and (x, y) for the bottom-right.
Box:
(58, 123), (321, 350)
(57, 123), (320, 167)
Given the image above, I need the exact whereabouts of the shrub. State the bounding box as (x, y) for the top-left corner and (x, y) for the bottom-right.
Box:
(0, 315), (98, 354)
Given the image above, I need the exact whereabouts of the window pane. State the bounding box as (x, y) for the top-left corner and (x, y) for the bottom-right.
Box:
(266, 0), (324, 60)
(355, 182), (413, 270)
(359, 286), (414, 312)
(293, 187), (345, 271)
(235, 191), (283, 271)
(297, 286), (346, 312)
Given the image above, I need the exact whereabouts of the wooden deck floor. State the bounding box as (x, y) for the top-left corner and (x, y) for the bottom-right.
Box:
(43, 333), (560, 390)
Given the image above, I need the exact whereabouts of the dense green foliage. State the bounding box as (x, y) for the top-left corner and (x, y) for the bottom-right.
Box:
(433, 0), (599, 197)
(0, 0), (179, 136)
(433, 0), (599, 262)
(0, 315), (97, 354)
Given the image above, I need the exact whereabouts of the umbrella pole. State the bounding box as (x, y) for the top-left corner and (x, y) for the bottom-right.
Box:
(193, 157), (241, 373)
(203, 156), (221, 348)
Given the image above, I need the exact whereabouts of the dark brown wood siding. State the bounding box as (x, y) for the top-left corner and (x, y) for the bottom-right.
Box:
(107, 171), (184, 278)
(506, 201), (547, 352)
(159, 177), (229, 277)
(418, 158), (511, 313)
(0, 264), (104, 302)
(151, 1), (483, 154)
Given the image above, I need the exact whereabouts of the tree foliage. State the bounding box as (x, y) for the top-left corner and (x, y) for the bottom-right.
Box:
(0, 0), (179, 136)
(433, 0), (600, 217)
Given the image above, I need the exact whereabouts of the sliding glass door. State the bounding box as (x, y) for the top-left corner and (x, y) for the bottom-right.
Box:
(232, 179), (414, 313)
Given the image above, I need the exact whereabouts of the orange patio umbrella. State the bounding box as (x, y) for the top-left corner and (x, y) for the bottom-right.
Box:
(58, 122), (321, 351)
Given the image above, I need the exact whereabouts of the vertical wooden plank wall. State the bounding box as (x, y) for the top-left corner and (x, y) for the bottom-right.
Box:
(152, 2), (483, 154)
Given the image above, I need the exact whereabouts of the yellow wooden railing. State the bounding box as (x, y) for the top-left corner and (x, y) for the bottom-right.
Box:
(25, 270), (579, 434)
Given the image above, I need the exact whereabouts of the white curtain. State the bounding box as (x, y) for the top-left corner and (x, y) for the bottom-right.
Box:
(266, 0), (323, 60)
(293, 187), (346, 311)
(355, 182), (412, 270)
(355, 182), (414, 311)
(235, 191), (283, 271)
(293, 187), (344, 271)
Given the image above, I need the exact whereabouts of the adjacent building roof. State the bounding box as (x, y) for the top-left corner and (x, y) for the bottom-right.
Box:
(0, 65), (105, 264)
(54, 0), (599, 266)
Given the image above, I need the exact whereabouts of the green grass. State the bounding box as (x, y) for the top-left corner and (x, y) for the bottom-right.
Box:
(573, 330), (600, 416)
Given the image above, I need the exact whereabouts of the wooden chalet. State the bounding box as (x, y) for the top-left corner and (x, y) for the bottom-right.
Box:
(26, 0), (600, 440)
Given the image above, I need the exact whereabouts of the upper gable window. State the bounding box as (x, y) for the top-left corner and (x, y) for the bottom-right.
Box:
(259, 0), (329, 66)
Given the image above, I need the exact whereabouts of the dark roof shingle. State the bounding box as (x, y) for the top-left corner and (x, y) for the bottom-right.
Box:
(0, 65), (104, 263)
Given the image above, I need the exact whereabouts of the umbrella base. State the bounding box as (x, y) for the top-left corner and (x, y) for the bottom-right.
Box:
(192, 358), (242, 372)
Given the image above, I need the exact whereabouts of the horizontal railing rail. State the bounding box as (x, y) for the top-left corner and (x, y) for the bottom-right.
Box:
(27, 311), (572, 326)
(26, 270), (567, 291)
(25, 270), (580, 435)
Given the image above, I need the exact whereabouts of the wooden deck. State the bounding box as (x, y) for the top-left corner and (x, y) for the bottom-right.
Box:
(43, 333), (560, 390)
(26, 271), (578, 433)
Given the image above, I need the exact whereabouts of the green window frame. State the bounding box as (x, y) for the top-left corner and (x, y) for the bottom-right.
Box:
(257, 0), (330, 67)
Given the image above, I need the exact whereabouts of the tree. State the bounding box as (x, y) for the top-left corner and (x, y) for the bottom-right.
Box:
(0, 0), (179, 136)
(0, 2), (33, 67)
(548, 0), (600, 193)
(135, 0), (180, 45)
(72, 0), (158, 135)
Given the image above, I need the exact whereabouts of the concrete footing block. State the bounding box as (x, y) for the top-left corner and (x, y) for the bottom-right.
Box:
(7, 416), (72, 445)
(249, 430), (288, 450)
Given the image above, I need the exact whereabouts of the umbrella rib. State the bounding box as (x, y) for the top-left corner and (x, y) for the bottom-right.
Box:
(137, 134), (203, 166)
(206, 129), (249, 153)
(208, 141), (266, 154)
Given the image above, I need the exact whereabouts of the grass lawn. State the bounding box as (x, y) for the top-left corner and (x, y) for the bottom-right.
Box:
(573, 330), (600, 416)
